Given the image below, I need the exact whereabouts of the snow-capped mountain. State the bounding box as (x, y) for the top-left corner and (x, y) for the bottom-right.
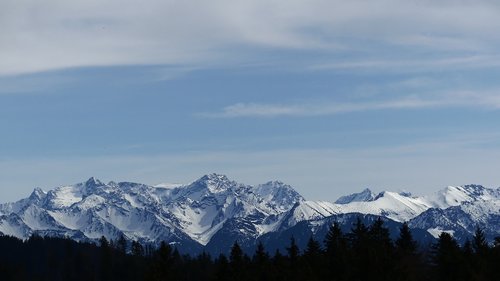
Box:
(335, 188), (376, 204)
(0, 174), (499, 254)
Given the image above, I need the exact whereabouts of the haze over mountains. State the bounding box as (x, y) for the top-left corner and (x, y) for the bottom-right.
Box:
(0, 173), (499, 254)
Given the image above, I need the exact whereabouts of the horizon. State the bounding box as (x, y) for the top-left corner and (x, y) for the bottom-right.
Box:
(2, 172), (498, 204)
(2, 1), (500, 202)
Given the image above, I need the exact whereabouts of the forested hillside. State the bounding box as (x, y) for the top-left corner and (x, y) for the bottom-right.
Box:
(0, 218), (498, 281)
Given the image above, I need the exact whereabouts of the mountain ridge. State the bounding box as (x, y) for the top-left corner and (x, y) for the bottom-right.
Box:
(1, 173), (499, 254)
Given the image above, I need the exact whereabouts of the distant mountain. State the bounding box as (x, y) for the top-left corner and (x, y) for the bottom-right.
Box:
(335, 188), (376, 204)
(0, 174), (499, 254)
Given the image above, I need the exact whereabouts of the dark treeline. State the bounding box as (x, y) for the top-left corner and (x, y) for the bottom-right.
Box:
(1, 218), (499, 281)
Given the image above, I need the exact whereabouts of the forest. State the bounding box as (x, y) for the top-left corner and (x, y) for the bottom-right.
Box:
(0, 218), (499, 281)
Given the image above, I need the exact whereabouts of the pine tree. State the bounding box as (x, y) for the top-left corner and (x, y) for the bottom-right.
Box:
(229, 241), (246, 280)
(470, 227), (490, 280)
(395, 222), (417, 255)
(253, 242), (269, 264)
(131, 241), (144, 257)
(349, 217), (369, 248)
(324, 221), (343, 255)
(99, 236), (109, 249)
(146, 241), (173, 281)
(229, 241), (243, 265)
(99, 236), (112, 281)
(369, 217), (393, 248)
(433, 232), (465, 281)
(214, 254), (230, 281)
(253, 242), (270, 281)
(367, 218), (394, 281)
(303, 236), (323, 281)
(286, 236), (299, 265)
(324, 221), (348, 281)
(116, 235), (127, 253)
(394, 222), (422, 281)
(472, 226), (489, 255)
(304, 236), (321, 257)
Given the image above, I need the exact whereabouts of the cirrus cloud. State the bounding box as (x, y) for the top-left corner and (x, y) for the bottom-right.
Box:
(2, 0), (500, 75)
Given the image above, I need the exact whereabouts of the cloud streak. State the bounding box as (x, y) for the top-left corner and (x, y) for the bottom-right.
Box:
(2, 0), (500, 75)
(202, 90), (500, 118)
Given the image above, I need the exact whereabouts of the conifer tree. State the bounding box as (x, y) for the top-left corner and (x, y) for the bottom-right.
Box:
(131, 241), (144, 257)
(99, 236), (109, 249)
(116, 235), (127, 253)
(253, 242), (270, 281)
(303, 236), (323, 281)
(369, 217), (393, 248)
(214, 254), (230, 281)
(367, 218), (394, 281)
(324, 221), (344, 255)
(394, 222), (422, 281)
(229, 241), (243, 265)
(229, 241), (246, 280)
(253, 242), (269, 264)
(433, 232), (465, 281)
(99, 236), (112, 281)
(286, 236), (299, 265)
(304, 236), (321, 257)
(395, 222), (417, 255)
(472, 226), (489, 255)
(324, 221), (348, 280)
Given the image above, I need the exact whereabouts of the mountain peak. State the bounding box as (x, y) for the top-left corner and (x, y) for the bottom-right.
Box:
(85, 177), (105, 187)
(335, 188), (375, 204)
(189, 173), (237, 193)
(28, 187), (46, 201)
(254, 181), (304, 208)
(199, 173), (230, 182)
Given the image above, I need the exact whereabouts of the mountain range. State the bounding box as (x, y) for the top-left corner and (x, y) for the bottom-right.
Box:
(1, 173), (499, 254)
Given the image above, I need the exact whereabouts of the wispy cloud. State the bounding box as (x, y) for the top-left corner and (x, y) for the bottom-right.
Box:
(202, 89), (500, 118)
(309, 55), (500, 73)
(201, 98), (437, 118)
(2, 0), (500, 75)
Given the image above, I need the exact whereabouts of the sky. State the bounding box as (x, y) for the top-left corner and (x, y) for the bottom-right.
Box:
(2, 0), (500, 202)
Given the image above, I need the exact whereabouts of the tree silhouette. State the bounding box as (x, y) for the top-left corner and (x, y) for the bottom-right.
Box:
(324, 221), (348, 280)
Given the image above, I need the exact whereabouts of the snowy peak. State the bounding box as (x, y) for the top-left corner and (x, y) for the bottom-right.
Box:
(254, 181), (304, 211)
(1, 175), (500, 250)
(335, 188), (375, 204)
(85, 177), (105, 188)
(425, 184), (500, 208)
(29, 187), (46, 202)
(189, 173), (239, 194)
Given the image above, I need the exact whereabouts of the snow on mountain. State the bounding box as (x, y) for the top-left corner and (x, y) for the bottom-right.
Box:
(0, 174), (307, 247)
(424, 184), (500, 208)
(0, 175), (499, 251)
(337, 191), (433, 222)
(0, 213), (32, 239)
(253, 181), (305, 212)
(335, 188), (375, 204)
(409, 197), (500, 242)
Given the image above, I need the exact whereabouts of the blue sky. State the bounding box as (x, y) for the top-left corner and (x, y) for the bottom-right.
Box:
(2, 0), (500, 202)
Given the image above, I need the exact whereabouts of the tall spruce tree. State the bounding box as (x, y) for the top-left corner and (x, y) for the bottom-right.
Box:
(395, 222), (417, 255)
(394, 222), (422, 281)
(303, 236), (323, 281)
(368, 218), (394, 281)
(324, 221), (348, 281)
(286, 236), (299, 265)
(253, 242), (269, 264)
(433, 232), (466, 281)
(253, 242), (270, 281)
(472, 226), (489, 255)
(348, 217), (371, 281)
